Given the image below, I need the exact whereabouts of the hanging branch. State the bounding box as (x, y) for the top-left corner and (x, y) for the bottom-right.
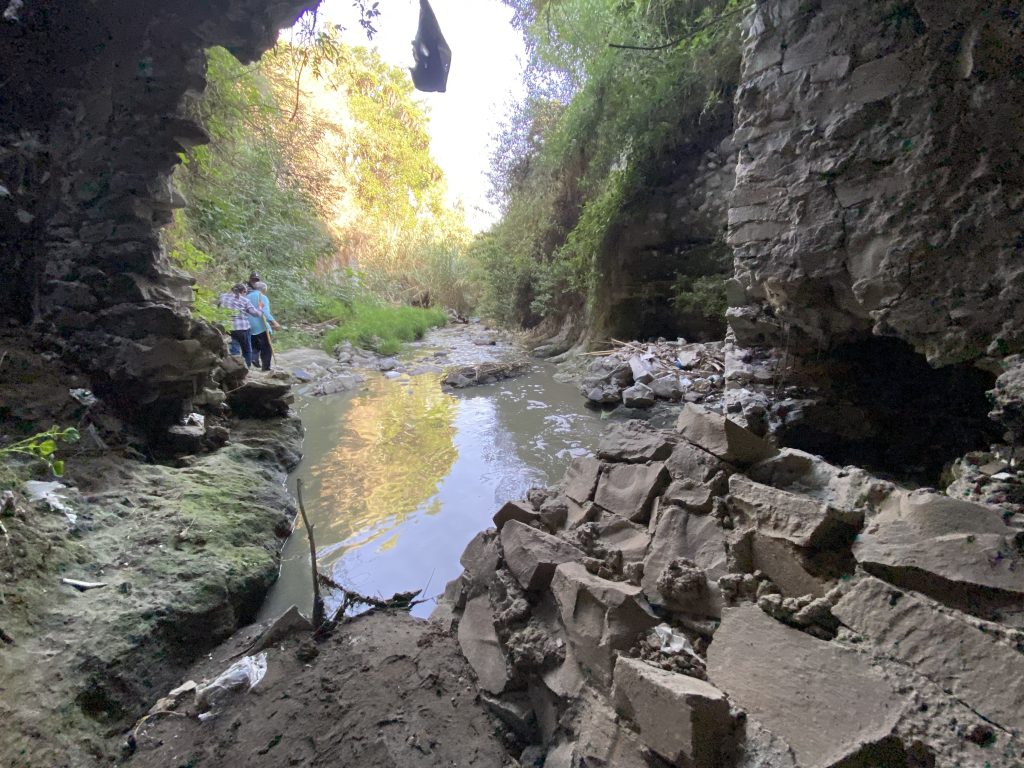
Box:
(608, 4), (749, 51)
(296, 479), (325, 627)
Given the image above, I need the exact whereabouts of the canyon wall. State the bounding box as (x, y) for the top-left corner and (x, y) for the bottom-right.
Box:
(727, 0), (1024, 369)
(0, 1), (315, 431)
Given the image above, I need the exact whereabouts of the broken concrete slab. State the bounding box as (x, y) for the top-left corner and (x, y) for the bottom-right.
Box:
(747, 448), (890, 515)
(457, 595), (509, 695)
(594, 513), (652, 563)
(574, 693), (652, 768)
(563, 457), (603, 505)
(649, 373), (684, 401)
(731, 530), (830, 598)
(728, 474), (862, 549)
(854, 489), (1024, 611)
(612, 657), (734, 767)
(676, 404), (778, 466)
(539, 495), (570, 531)
(597, 420), (675, 464)
(459, 529), (500, 596)
(492, 499), (540, 531)
(594, 462), (668, 523)
(642, 506), (728, 613)
(662, 479), (715, 513)
(500, 519), (583, 591)
(480, 691), (538, 743)
(707, 605), (904, 768)
(541, 640), (585, 700)
(665, 439), (731, 487)
(551, 562), (659, 685)
(833, 575), (1024, 733)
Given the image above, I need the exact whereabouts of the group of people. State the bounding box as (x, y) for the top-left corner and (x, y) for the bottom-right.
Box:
(217, 272), (280, 371)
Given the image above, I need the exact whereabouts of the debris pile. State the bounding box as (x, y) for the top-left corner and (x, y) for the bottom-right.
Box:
(580, 339), (726, 409)
(435, 406), (1024, 767)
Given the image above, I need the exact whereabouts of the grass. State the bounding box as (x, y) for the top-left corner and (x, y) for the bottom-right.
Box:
(323, 302), (447, 356)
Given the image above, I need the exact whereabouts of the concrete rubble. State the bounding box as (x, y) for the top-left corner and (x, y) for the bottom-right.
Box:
(580, 340), (726, 409)
(435, 410), (1024, 767)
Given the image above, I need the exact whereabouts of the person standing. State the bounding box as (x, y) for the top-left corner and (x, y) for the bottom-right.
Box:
(217, 283), (261, 368)
(247, 281), (280, 372)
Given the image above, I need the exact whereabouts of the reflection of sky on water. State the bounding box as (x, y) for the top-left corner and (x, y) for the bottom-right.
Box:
(259, 365), (605, 621)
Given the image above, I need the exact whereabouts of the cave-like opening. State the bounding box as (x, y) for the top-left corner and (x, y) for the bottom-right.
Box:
(776, 337), (1000, 485)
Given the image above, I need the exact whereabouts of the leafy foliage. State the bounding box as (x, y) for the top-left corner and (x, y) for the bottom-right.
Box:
(169, 36), (473, 340)
(323, 303), (448, 356)
(0, 426), (80, 477)
(474, 0), (744, 328)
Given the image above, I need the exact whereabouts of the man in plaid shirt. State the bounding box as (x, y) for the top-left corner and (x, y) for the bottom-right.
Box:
(217, 283), (262, 368)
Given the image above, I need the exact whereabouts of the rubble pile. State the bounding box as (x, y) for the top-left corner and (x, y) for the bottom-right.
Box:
(434, 406), (1024, 767)
(580, 341), (726, 409)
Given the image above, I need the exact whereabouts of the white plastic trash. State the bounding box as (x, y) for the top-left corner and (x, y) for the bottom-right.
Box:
(195, 652), (268, 712)
(652, 624), (700, 659)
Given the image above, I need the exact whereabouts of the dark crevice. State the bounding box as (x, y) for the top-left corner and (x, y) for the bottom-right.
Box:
(777, 337), (1000, 485)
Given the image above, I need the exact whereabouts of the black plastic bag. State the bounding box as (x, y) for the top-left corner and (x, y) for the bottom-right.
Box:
(410, 0), (451, 93)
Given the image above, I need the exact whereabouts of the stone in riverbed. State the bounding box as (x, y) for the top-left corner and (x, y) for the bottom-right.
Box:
(832, 575), (1024, 734)
(666, 439), (732, 487)
(500, 519), (583, 591)
(676, 404), (777, 466)
(597, 420), (674, 463)
(551, 562), (659, 685)
(629, 355), (654, 384)
(707, 605), (904, 768)
(492, 499), (540, 530)
(457, 595), (509, 694)
(649, 373), (684, 401)
(593, 513), (651, 563)
(574, 694), (651, 768)
(622, 382), (656, 408)
(612, 657), (734, 767)
(594, 462), (668, 523)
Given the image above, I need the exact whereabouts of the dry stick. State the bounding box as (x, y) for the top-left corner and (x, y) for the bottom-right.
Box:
(295, 479), (325, 628)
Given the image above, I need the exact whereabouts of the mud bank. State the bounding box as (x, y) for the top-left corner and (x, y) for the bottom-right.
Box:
(0, 332), (303, 767)
(130, 611), (510, 767)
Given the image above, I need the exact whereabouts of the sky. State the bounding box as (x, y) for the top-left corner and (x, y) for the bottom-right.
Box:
(310, 0), (527, 231)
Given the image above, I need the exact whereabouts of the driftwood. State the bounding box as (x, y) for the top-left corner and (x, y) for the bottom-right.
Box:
(318, 572), (423, 619)
(296, 479), (325, 628)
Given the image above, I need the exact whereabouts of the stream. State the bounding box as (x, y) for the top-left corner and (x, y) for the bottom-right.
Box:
(259, 328), (608, 620)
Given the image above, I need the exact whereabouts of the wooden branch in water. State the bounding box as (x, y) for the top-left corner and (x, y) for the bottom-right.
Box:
(296, 479), (325, 628)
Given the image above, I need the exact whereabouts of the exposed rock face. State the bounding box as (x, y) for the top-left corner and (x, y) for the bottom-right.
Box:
(592, 102), (737, 343)
(728, 0), (1024, 367)
(0, 0), (315, 432)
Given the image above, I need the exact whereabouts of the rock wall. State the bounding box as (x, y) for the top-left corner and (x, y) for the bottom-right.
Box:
(0, 1), (315, 432)
(592, 103), (737, 344)
(727, 0), (1024, 368)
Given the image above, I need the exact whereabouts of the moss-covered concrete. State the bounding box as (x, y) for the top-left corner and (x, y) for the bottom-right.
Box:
(0, 417), (302, 767)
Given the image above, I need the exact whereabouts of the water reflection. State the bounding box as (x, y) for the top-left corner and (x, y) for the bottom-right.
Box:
(259, 364), (605, 621)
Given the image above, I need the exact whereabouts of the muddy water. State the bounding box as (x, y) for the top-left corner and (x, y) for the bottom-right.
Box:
(259, 353), (606, 621)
